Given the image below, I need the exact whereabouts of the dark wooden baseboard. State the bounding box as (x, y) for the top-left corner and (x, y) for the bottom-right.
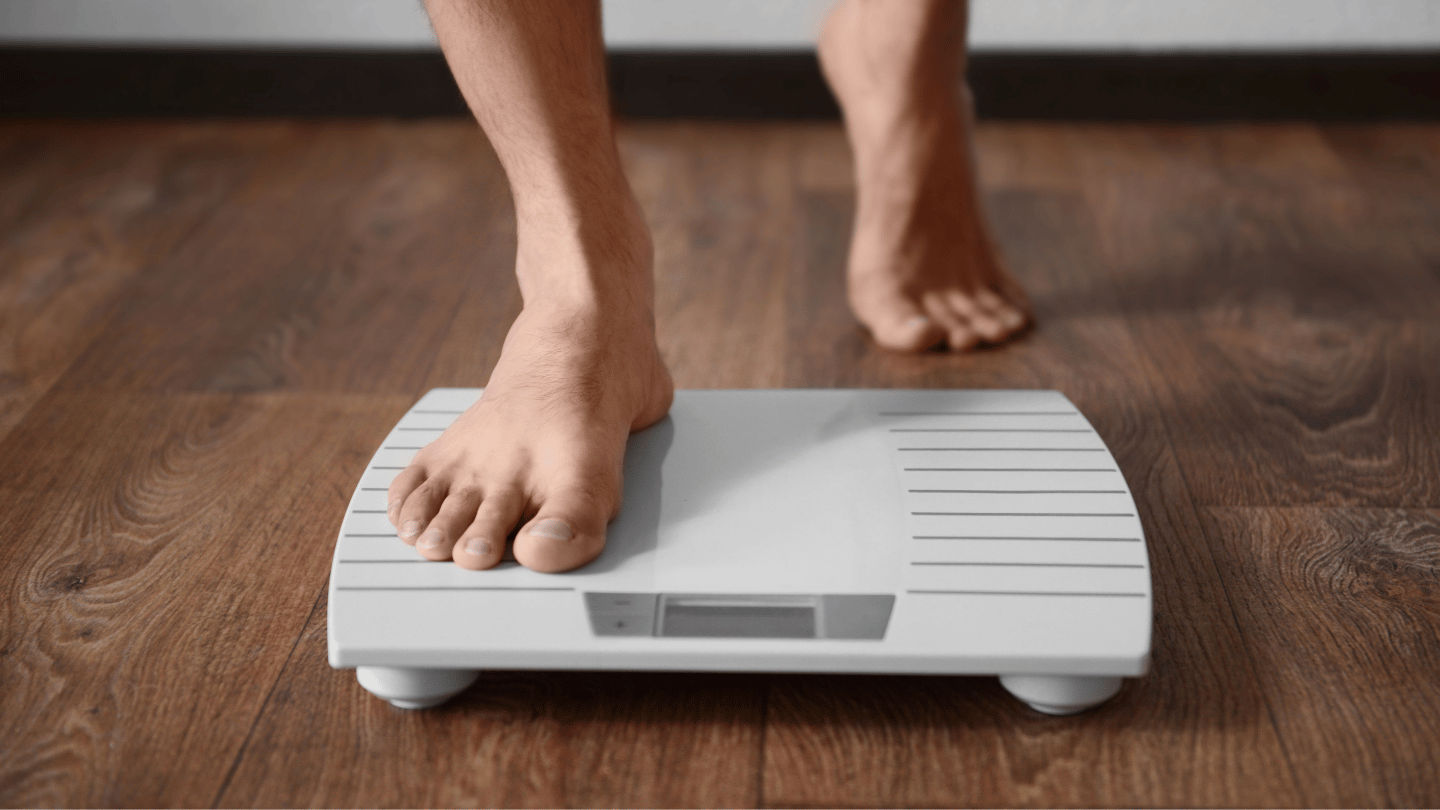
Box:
(0, 48), (467, 118)
(965, 52), (1440, 121)
(2, 47), (1438, 120)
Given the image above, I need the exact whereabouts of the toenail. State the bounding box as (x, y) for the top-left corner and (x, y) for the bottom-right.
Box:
(419, 529), (444, 549)
(1002, 310), (1024, 328)
(400, 520), (421, 538)
(465, 538), (492, 556)
(906, 315), (930, 328)
(388, 499), (402, 513)
(529, 518), (573, 541)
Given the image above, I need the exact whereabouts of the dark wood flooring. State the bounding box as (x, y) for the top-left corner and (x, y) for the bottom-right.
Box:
(1, 119), (1438, 808)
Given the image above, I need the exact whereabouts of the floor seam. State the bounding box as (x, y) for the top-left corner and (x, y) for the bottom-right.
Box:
(1067, 130), (1312, 803)
(208, 580), (328, 809)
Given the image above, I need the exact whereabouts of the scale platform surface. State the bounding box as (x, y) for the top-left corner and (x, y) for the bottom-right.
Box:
(329, 388), (1151, 714)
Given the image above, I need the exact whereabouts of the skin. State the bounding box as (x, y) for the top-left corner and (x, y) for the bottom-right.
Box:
(389, 0), (1032, 573)
(820, 0), (1032, 351)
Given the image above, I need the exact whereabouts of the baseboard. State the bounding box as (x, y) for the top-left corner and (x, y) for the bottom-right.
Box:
(966, 52), (1440, 121)
(2, 48), (1438, 120)
(0, 49), (465, 118)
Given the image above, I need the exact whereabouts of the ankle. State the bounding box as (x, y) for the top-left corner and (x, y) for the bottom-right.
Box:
(514, 197), (655, 314)
(851, 106), (968, 198)
(821, 0), (971, 150)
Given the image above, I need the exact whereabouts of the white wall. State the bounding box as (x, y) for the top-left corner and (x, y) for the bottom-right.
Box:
(1, 0), (1438, 52)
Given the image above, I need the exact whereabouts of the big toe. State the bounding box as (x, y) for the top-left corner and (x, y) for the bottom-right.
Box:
(512, 497), (610, 573)
(854, 291), (948, 352)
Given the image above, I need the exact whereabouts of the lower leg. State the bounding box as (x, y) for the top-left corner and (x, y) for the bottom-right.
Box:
(820, 0), (1032, 352)
(388, 0), (672, 573)
(427, 0), (649, 309)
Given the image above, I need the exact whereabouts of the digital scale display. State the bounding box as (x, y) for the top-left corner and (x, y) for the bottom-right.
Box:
(585, 593), (895, 639)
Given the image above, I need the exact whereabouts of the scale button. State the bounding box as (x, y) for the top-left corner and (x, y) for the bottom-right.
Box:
(585, 592), (659, 636)
(590, 612), (655, 636)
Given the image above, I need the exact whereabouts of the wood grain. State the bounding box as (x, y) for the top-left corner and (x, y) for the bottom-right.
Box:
(52, 122), (514, 396)
(2, 118), (1438, 807)
(1321, 125), (1440, 285)
(215, 603), (766, 808)
(1069, 124), (1440, 508)
(1200, 507), (1440, 806)
(625, 122), (795, 390)
(0, 392), (405, 807)
(0, 122), (267, 441)
(763, 144), (1302, 807)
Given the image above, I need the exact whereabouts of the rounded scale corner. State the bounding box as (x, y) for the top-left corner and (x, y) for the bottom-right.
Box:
(326, 635), (346, 671)
(1134, 651), (1152, 677)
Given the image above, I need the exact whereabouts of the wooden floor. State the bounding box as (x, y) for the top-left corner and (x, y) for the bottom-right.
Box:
(1, 118), (1438, 808)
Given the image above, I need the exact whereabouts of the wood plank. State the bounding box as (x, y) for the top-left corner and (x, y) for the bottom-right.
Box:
(1201, 507), (1440, 806)
(50, 121), (512, 396)
(415, 135), (521, 390)
(622, 122), (793, 390)
(1071, 124), (1440, 508)
(3, 119), (1438, 808)
(793, 122), (854, 194)
(0, 122), (266, 441)
(1321, 125), (1440, 281)
(215, 604), (765, 808)
(0, 392), (405, 807)
(761, 143), (1302, 806)
(973, 123), (1084, 193)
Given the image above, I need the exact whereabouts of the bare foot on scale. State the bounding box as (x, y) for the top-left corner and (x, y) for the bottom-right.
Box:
(386, 0), (673, 573)
(389, 0), (1026, 576)
(387, 209), (673, 573)
(820, 0), (1033, 352)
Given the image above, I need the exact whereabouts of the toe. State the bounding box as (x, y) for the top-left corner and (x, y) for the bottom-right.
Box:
(995, 303), (1029, 332)
(975, 288), (1031, 337)
(452, 488), (524, 570)
(969, 314), (1009, 344)
(867, 299), (948, 352)
(416, 485), (482, 561)
(947, 322), (980, 352)
(514, 515), (593, 573)
(512, 484), (613, 573)
(922, 294), (979, 352)
(396, 478), (445, 545)
(947, 290), (1009, 344)
(386, 464), (426, 528)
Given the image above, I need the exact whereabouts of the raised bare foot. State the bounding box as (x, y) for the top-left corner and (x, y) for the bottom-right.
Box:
(387, 213), (673, 573)
(819, 0), (1032, 352)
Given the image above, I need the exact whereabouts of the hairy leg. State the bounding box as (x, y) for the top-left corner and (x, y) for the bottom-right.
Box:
(389, 0), (673, 572)
(820, 0), (1032, 352)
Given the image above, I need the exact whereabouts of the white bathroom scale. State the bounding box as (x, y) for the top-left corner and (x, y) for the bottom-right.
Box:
(329, 388), (1151, 715)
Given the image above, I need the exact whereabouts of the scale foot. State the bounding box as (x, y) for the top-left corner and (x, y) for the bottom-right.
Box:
(998, 674), (1124, 715)
(356, 666), (480, 710)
